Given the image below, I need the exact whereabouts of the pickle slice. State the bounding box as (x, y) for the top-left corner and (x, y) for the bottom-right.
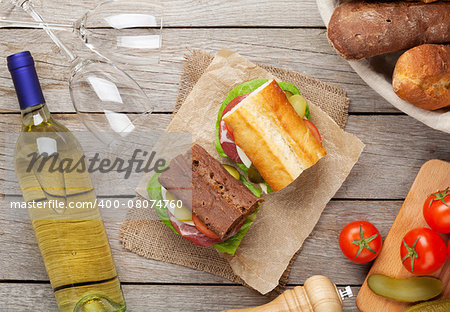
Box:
(166, 191), (192, 221)
(222, 164), (240, 180)
(288, 94), (307, 118)
(248, 164), (265, 184)
(367, 274), (442, 303)
(284, 91), (294, 98)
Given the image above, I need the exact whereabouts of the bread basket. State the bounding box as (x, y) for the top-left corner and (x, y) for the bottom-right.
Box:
(316, 0), (450, 134)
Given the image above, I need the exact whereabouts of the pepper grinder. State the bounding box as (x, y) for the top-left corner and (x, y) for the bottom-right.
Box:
(224, 275), (353, 312)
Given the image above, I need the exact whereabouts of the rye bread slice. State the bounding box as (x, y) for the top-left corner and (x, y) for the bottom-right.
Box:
(159, 144), (262, 240)
(158, 153), (193, 210)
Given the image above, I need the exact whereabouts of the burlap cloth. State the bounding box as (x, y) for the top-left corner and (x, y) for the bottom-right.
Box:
(119, 50), (350, 295)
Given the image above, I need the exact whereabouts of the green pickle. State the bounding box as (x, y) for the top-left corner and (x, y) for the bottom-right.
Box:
(247, 164), (265, 184)
(284, 90), (294, 98)
(367, 274), (442, 303)
(288, 94), (307, 118)
(405, 299), (450, 312)
(223, 164), (240, 180)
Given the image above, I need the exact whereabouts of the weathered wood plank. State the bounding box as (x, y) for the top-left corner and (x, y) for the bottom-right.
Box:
(3, 0), (325, 27)
(0, 283), (360, 311)
(338, 115), (450, 199)
(0, 198), (398, 285)
(0, 28), (397, 113)
(1, 114), (448, 198)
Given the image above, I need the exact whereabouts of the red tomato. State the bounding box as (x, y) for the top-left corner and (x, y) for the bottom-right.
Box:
(304, 120), (322, 145)
(192, 214), (219, 239)
(448, 240), (450, 260)
(339, 221), (383, 263)
(400, 228), (447, 275)
(423, 188), (450, 233)
(223, 94), (249, 116)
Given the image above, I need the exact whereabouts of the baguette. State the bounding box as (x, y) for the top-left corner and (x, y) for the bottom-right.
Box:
(404, 0), (448, 3)
(393, 44), (450, 110)
(327, 2), (450, 60)
(397, 0), (447, 2)
(222, 80), (326, 192)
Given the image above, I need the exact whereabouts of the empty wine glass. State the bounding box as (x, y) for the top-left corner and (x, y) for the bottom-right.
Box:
(2, 0), (163, 65)
(12, 0), (155, 152)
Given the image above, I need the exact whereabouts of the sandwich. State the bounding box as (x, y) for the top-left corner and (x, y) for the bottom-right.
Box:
(147, 144), (263, 255)
(215, 79), (326, 192)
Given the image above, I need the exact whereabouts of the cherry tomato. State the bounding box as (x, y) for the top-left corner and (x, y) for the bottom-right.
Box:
(423, 188), (450, 233)
(400, 228), (447, 275)
(192, 214), (219, 239)
(339, 221), (383, 263)
(304, 120), (322, 145)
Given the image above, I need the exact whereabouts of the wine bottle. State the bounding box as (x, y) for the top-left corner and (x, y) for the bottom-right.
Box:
(8, 51), (126, 312)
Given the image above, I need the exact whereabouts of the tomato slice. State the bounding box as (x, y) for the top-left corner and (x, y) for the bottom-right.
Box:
(192, 214), (219, 239)
(168, 212), (221, 247)
(225, 122), (234, 139)
(304, 120), (322, 145)
(219, 94), (249, 163)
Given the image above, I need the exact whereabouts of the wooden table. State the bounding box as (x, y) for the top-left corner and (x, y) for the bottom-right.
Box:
(0, 1), (449, 311)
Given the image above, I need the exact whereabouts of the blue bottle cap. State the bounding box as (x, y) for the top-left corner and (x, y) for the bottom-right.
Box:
(7, 51), (34, 72)
(7, 51), (45, 110)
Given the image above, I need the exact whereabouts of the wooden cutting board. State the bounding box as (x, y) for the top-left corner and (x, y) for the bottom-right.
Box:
(357, 159), (450, 312)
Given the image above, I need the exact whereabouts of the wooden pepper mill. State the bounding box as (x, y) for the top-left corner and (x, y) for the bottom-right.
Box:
(224, 275), (352, 312)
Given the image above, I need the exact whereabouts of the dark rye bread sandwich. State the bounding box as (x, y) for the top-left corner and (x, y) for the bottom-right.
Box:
(148, 144), (263, 255)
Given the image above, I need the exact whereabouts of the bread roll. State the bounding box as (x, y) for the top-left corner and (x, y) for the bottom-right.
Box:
(222, 80), (326, 192)
(404, 0), (447, 3)
(393, 44), (449, 111)
(327, 2), (450, 60)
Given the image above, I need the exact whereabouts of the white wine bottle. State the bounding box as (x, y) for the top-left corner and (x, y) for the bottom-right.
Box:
(8, 51), (126, 312)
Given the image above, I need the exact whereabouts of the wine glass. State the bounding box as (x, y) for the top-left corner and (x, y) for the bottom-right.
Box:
(2, 0), (163, 65)
(13, 0), (155, 152)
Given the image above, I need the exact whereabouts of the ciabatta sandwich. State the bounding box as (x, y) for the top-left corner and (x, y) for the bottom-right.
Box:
(215, 79), (326, 192)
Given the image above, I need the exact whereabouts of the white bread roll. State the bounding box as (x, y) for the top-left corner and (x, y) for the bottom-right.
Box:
(393, 44), (450, 111)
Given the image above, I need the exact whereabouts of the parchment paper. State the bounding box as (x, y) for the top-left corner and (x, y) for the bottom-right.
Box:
(163, 50), (364, 294)
(134, 49), (364, 294)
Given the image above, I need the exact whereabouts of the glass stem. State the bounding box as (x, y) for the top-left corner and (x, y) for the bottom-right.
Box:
(20, 0), (76, 62)
(0, 18), (73, 31)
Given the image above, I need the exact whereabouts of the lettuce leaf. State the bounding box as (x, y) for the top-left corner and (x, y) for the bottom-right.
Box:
(147, 171), (180, 236)
(213, 209), (257, 254)
(147, 171), (259, 255)
(214, 79), (269, 158)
